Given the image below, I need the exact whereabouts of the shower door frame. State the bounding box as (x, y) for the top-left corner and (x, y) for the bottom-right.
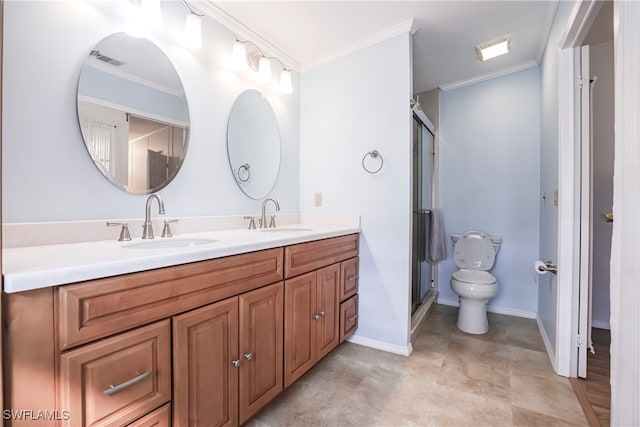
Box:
(411, 107), (437, 316)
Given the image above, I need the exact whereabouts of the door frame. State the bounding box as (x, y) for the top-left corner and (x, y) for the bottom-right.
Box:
(555, 0), (604, 377)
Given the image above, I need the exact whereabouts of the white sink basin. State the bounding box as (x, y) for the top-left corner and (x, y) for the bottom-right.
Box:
(259, 228), (314, 233)
(123, 238), (218, 250)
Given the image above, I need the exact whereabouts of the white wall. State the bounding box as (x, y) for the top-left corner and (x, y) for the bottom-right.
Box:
(590, 41), (613, 330)
(438, 67), (541, 316)
(537, 0), (575, 356)
(300, 34), (413, 350)
(2, 1), (300, 223)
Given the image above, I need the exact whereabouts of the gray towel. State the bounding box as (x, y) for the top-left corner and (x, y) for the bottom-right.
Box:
(429, 208), (446, 262)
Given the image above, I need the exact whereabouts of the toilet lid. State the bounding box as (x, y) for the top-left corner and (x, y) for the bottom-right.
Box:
(453, 269), (496, 285)
(453, 231), (495, 270)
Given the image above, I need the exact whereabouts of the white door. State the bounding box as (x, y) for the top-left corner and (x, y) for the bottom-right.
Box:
(577, 45), (591, 378)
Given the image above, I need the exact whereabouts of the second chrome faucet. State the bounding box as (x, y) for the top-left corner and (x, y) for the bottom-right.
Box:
(142, 194), (165, 239)
(260, 197), (280, 228)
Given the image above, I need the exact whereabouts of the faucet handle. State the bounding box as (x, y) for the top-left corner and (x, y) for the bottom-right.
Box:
(269, 215), (277, 228)
(161, 219), (178, 238)
(107, 221), (132, 242)
(244, 216), (257, 230)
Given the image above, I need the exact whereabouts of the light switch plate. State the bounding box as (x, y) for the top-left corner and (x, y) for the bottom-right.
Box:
(314, 192), (322, 207)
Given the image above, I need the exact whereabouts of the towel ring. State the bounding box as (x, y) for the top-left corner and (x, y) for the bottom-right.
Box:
(237, 163), (251, 182)
(362, 150), (383, 174)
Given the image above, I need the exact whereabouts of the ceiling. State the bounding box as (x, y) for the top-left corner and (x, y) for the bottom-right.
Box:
(209, 1), (558, 94)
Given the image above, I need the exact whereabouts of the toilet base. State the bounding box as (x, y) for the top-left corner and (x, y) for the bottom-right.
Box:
(456, 297), (489, 334)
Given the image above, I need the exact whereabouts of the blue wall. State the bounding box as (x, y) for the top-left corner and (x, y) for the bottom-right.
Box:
(438, 67), (541, 315)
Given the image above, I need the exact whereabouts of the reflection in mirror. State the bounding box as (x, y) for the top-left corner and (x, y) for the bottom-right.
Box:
(77, 32), (190, 194)
(227, 90), (281, 199)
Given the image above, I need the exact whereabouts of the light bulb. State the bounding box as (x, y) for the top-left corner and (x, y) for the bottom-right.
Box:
(232, 41), (248, 70)
(183, 13), (202, 49)
(140, 0), (163, 31)
(279, 69), (293, 94)
(257, 56), (272, 83)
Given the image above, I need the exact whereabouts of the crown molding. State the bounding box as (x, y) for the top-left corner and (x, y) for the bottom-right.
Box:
(439, 59), (539, 92)
(301, 18), (416, 72)
(198, 1), (302, 72)
(536, 0), (560, 62)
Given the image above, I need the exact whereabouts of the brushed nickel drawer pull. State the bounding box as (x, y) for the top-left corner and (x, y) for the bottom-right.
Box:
(103, 370), (152, 396)
(347, 275), (359, 282)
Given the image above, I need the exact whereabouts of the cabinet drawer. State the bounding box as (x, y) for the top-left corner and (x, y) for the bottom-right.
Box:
(339, 257), (359, 302)
(127, 404), (170, 427)
(284, 234), (358, 279)
(59, 320), (171, 427)
(340, 295), (359, 343)
(57, 248), (283, 349)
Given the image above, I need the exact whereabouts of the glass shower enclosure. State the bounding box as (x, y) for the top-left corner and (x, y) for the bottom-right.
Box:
(411, 113), (435, 316)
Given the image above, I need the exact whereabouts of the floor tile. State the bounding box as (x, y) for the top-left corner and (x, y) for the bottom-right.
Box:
(251, 304), (588, 426)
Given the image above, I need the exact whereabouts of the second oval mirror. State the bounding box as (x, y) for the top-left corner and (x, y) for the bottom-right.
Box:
(77, 32), (190, 194)
(227, 89), (281, 199)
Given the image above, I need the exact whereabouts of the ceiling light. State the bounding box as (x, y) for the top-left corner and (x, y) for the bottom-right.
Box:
(476, 35), (511, 61)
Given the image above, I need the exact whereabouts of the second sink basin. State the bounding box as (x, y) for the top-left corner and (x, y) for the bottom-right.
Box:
(123, 238), (218, 250)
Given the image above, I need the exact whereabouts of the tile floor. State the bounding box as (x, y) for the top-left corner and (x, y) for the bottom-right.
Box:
(249, 304), (588, 427)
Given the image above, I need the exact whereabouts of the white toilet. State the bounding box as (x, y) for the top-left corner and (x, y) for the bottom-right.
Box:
(450, 231), (502, 334)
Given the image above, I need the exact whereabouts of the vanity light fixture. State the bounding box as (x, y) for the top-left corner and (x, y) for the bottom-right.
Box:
(180, 0), (204, 49)
(139, 0), (163, 31)
(475, 35), (511, 61)
(232, 36), (293, 94)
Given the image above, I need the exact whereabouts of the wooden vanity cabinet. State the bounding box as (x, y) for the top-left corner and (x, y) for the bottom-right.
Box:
(283, 235), (359, 388)
(172, 282), (283, 427)
(3, 233), (359, 427)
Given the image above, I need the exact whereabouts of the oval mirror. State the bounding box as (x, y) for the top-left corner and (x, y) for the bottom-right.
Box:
(77, 32), (190, 194)
(227, 90), (281, 199)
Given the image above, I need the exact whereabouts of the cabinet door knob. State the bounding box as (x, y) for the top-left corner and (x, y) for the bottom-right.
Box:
(243, 353), (254, 361)
(312, 314), (320, 320)
(232, 359), (242, 368)
(318, 311), (326, 317)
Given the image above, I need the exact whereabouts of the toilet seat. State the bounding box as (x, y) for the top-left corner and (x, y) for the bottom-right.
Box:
(453, 231), (496, 270)
(453, 269), (496, 285)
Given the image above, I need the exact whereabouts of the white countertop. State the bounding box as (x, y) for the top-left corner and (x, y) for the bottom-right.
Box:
(2, 224), (360, 293)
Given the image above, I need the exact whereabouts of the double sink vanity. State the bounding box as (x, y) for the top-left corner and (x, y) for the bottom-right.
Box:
(3, 218), (360, 426)
(3, 22), (361, 427)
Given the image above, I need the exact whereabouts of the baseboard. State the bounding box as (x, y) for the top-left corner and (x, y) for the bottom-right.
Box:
(536, 315), (559, 374)
(437, 298), (537, 319)
(592, 320), (610, 330)
(347, 334), (413, 357)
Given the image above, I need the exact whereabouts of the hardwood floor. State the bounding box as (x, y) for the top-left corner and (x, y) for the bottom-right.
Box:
(570, 328), (611, 427)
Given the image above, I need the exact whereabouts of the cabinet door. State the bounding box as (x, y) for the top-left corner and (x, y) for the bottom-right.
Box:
(238, 282), (284, 424)
(340, 257), (359, 301)
(316, 264), (340, 360)
(284, 271), (317, 388)
(173, 297), (239, 427)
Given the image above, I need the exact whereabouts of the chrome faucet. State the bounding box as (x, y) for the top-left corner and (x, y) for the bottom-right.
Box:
(260, 197), (280, 228)
(142, 194), (166, 239)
